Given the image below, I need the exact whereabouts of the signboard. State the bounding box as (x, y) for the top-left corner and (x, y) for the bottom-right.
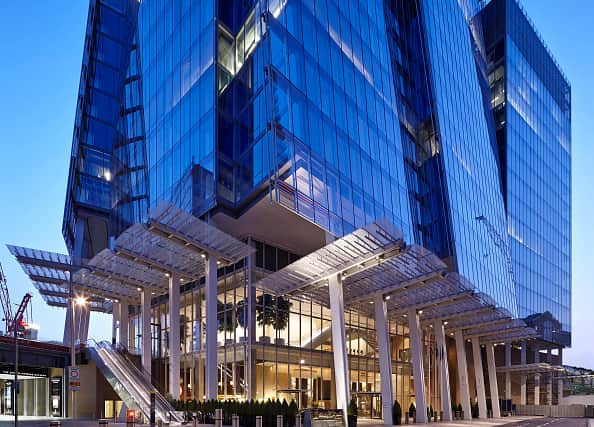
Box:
(68, 366), (80, 391)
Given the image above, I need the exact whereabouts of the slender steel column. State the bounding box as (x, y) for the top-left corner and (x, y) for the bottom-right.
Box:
(329, 273), (350, 426)
(168, 274), (181, 399)
(112, 301), (120, 345)
(374, 295), (394, 425)
(486, 343), (501, 417)
(119, 299), (129, 350)
(205, 255), (218, 400)
(454, 330), (472, 420)
(471, 337), (487, 419)
(408, 309), (428, 424)
(434, 321), (452, 421)
(505, 343), (512, 401)
(141, 289), (152, 378)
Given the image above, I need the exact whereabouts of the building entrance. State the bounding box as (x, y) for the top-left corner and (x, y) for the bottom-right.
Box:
(353, 392), (382, 419)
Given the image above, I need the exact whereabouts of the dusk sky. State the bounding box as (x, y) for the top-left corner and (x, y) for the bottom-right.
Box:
(0, 1), (592, 366)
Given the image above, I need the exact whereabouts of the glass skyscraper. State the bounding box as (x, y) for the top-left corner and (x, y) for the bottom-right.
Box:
(59, 0), (570, 409)
(481, 0), (572, 346)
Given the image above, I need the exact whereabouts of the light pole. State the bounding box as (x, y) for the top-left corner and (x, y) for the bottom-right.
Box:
(68, 250), (87, 421)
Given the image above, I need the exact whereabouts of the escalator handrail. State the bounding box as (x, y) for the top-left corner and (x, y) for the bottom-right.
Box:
(89, 340), (181, 422)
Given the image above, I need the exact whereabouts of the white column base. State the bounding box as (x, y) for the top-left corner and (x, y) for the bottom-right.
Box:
(375, 296), (394, 426)
(408, 309), (427, 424)
(329, 274), (350, 426)
(455, 331), (472, 420)
(486, 343), (501, 418)
(471, 337), (487, 419)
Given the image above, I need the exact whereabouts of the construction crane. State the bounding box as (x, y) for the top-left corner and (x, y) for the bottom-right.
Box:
(0, 262), (33, 337)
(0, 263), (13, 333)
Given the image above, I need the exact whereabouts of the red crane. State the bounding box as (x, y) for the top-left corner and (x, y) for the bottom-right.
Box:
(0, 262), (32, 337)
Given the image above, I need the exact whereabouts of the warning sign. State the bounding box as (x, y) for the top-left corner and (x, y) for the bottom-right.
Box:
(69, 366), (80, 391)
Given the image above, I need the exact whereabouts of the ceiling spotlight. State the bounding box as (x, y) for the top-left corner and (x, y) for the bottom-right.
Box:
(300, 359), (306, 365)
(385, 295), (391, 301)
(217, 260), (221, 265)
(418, 310), (424, 315)
(165, 272), (170, 278)
(201, 253), (206, 259)
(369, 301), (374, 304)
(444, 321), (449, 325)
(137, 287), (142, 292)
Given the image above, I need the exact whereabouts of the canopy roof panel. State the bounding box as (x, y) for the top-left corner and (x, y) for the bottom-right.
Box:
(257, 220), (406, 296)
(148, 202), (254, 265)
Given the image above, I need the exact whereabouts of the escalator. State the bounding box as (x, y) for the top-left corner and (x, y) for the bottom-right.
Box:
(88, 341), (182, 424)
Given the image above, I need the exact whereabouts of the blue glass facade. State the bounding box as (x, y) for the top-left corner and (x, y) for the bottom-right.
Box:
(63, 0), (141, 258)
(481, 0), (572, 346)
(64, 0), (571, 343)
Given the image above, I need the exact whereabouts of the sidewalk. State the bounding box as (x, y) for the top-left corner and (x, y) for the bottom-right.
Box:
(358, 416), (541, 427)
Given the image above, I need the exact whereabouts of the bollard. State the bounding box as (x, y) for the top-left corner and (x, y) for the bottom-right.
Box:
(99, 420), (109, 426)
(405, 413), (409, 424)
(193, 417), (197, 427)
(49, 422), (61, 427)
(215, 409), (223, 427)
(296, 414), (302, 427)
(277, 414), (284, 427)
(439, 411), (443, 422)
(233, 414), (240, 427)
(434, 412), (438, 423)
(256, 415), (263, 427)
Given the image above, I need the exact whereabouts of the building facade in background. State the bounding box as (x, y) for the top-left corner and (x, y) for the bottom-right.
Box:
(480, 0), (572, 347)
(56, 0), (570, 413)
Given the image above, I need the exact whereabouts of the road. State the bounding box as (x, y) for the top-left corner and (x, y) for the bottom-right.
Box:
(502, 418), (592, 427)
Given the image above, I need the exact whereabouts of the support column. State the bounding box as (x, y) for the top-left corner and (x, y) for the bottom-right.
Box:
(408, 309), (427, 424)
(534, 374), (540, 405)
(141, 289), (152, 377)
(80, 306), (90, 344)
(374, 295), (393, 425)
(546, 376), (552, 405)
(520, 341), (527, 365)
(520, 375), (527, 405)
(558, 378), (564, 403)
(120, 299), (129, 350)
(205, 255), (218, 400)
(112, 301), (120, 345)
(505, 343), (512, 401)
(454, 330), (472, 420)
(434, 321), (452, 421)
(246, 240), (257, 400)
(486, 343), (501, 418)
(471, 337), (487, 419)
(169, 274), (181, 400)
(329, 274), (350, 426)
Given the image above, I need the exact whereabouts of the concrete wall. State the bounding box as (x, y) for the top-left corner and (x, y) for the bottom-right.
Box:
(561, 395), (594, 406)
(516, 404), (586, 417)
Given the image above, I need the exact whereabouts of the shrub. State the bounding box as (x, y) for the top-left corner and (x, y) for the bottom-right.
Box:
(392, 401), (402, 425)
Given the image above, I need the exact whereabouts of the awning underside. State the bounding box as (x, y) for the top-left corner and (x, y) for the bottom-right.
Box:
(8, 203), (253, 311)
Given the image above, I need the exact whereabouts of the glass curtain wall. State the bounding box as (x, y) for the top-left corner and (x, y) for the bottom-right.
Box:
(128, 240), (423, 412)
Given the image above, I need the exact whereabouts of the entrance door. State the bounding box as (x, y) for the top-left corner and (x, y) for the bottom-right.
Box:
(354, 392), (382, 419)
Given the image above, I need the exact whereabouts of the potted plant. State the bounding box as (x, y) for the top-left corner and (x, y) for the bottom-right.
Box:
(392, 401), (402, 425)
(408, 403), (416, 422)
(256, 294), (291, 344)
(218, 301), (237, 344)
(347, 397), (358, 427)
